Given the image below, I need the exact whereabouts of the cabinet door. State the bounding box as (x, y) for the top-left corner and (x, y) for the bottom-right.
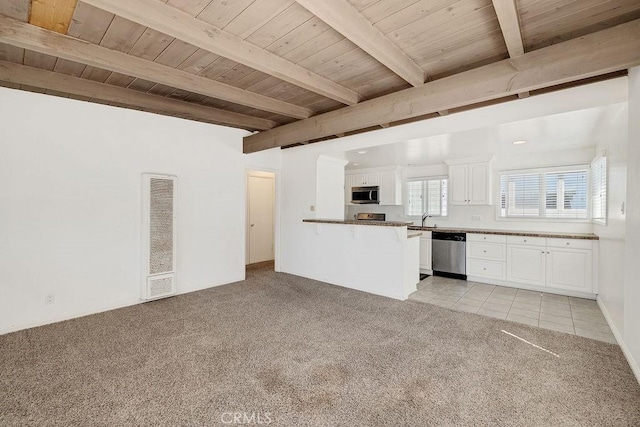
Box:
(345, 175), (353, 205)
(507, 245), (546, 286)
(468, 163), (490, 205)
(365, 173), (380, 186)
(546, 248), (593, 292)
(449, 164), (468, 205)
(352, 174), (366, 186)
(419, 238), (432, 270)
(379, 172), (395, 205)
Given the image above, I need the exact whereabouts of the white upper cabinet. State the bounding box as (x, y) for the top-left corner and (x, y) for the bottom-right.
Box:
(379, 171), (401, 205)
(344, 174), (353, 205)
(468, 163), (490, 204)
(449, 164), (468, 205)
(351, 173), (379, 186)
(446, 159), (492, 205)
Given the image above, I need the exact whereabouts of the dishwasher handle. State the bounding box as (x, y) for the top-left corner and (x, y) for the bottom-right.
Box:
(432, 232), (466, 242)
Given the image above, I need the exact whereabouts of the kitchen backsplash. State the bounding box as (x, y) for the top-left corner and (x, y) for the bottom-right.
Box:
(345, 205), (404, 221)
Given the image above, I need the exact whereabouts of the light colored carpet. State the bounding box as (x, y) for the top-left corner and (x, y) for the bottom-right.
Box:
(1, 264), (639, 426)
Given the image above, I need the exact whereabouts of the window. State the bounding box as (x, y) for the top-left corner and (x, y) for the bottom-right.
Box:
(591, 155), (607, 224)
(406, 177), (448, 217)
(499, 167), (588, 219)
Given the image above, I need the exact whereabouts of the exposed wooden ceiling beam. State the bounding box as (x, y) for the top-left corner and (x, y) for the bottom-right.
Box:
(0, 15), (311, 119)
(29, 0), (79, 34)
(492, 0), (529, 98)
(0, 60), (276, 130)
(294, 0), (424, 87)
(82, 0), (361, 105)
(492, 0), (525, 57)
(243, 19), (640, 153)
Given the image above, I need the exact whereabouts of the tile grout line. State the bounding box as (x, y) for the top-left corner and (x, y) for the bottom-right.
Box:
(412, 277), (616, 343)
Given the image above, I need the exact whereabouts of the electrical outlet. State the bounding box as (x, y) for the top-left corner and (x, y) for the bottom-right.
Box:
(310, 205), (315, 212)
(472, 215), (482, 221)
(45, 294), (55, 305)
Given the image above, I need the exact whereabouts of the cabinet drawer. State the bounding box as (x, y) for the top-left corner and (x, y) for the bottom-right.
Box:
(467, 242), (505, 261)
(507, 235), (546, 247)
(546, 238), (593, 250)
(468, 233), (506, 243)
(467, 259), (506, 280)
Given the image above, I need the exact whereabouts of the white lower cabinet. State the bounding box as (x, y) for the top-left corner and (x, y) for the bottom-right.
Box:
(506, 245), (546, 287)
(466, 234), (506, 281)
(467, 259), (505, 280)
(545, 247), (593, 292)
(419, 232), (432, 271)
(467, 233), (596, 296)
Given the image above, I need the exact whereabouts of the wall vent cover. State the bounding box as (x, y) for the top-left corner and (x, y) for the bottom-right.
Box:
(141, 174), (177, 300)
(147, 274), (175, 298)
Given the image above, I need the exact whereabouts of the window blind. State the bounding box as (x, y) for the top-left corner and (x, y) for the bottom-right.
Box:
(500, 173), (541, 217)
(545, 171), (588, 219)
(591, 156), (607, 224)
(500, 168), (588, 219)
(407, 181), (423, 216)
(406, 178), (448, 217)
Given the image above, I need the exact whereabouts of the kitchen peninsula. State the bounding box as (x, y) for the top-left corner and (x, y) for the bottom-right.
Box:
(302, 219), (419, 300)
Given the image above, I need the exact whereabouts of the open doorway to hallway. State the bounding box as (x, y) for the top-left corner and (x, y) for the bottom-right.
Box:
(246, 171), (275, 270)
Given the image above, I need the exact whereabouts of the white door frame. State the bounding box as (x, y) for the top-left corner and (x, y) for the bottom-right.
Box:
(245, 168), (280, 272)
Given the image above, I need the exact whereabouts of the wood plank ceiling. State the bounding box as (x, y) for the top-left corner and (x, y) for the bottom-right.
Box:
(0, 0), (639, 151)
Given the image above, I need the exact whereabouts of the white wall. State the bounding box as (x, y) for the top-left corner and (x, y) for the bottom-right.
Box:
(0, 88), (248, 334)
(316, 156), (348, 219)
(622, 67), (640, 380)
(594, 105), (628, 335)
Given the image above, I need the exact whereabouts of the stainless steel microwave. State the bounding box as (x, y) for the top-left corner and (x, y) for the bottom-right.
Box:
(351, 186), (380, 204)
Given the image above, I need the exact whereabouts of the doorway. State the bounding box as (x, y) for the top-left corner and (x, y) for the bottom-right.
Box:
(246, 171), (275, 267)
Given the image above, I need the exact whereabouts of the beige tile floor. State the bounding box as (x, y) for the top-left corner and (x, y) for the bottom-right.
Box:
(409, 275), (617, 344)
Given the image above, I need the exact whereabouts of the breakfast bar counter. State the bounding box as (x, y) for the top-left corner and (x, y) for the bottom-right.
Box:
(301, 218), (419, 300)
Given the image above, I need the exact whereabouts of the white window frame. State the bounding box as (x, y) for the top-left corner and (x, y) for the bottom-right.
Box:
(496, 164), (591, 222)
(404, 176), (448, 218)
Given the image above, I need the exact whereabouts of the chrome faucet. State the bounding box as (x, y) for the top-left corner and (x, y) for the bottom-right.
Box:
(422, 212), (431, 227)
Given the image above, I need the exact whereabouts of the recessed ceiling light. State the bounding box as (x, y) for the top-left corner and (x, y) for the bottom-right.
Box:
(512, 140), (527, 145)
(357, 150), (367, 154)
(352, 163), (360, 166)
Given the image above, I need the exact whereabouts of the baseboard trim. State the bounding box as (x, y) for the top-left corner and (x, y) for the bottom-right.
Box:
(282, 268), (405, 301)
(597, 297), (640, 385)
(0, 298), (141, 336)
(466, 275), (596, 300)
(0, 276), (247, 336)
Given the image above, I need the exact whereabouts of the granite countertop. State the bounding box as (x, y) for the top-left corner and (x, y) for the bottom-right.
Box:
(407, 226), (599, 240)
(303, 219), (412, 227)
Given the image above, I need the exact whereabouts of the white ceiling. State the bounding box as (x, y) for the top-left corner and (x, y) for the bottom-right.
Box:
(344, 103), (627, 169)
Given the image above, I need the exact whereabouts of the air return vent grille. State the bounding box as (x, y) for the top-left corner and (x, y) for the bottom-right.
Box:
(147, 275), (174, 298)
(142, 174), (177, 300)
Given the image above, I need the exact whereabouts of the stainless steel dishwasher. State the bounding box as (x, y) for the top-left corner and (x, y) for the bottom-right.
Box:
(432, 232), (467, 280)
